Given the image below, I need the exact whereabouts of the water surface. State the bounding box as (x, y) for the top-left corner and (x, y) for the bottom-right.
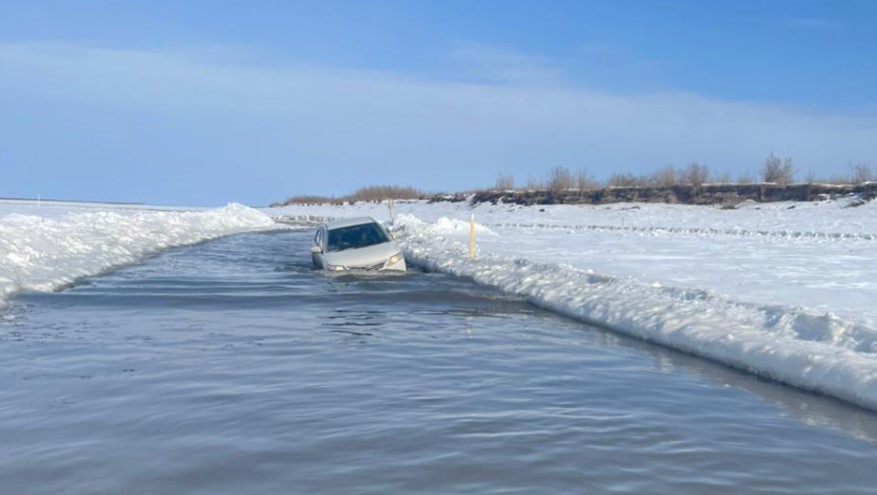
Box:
(2, 231), (877, 494)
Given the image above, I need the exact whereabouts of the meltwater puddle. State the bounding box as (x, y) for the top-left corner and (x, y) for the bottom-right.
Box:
(2, 231), (877, 494)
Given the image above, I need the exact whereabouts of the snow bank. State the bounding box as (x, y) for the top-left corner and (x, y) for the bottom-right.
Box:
(268, 202), (877, 325)
(0, 203), (277, 308)
(430, 216), (496, 235)
(395, 214), (496, 236)
(394, 214), (877, 411)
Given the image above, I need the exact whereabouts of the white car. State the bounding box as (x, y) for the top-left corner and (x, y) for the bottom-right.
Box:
(311, 217), (406, 272)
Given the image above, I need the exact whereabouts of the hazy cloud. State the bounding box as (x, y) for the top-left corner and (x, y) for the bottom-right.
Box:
(1, 42), (874, 203)
(443, 42), (567, 85)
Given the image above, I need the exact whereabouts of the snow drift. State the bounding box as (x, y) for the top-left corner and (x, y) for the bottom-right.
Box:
(0, 203), (277, 308)
(394, 213), (877, 411)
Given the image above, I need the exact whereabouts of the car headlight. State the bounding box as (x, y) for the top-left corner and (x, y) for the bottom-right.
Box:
(389, 252), (403, 265)
(327, 264), (347, 272)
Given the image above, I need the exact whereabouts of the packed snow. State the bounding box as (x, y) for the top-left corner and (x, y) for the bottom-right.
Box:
(271, 198), (877, 411)
(0, 201), (278, 309)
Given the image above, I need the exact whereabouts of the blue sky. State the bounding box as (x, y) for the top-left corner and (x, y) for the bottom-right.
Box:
(1, 1), (876, 205)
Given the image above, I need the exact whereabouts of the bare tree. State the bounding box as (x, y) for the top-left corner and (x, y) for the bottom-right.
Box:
(574, 169), (600, 191)
(761, 153), (795, 184)
(607, 172), (643, 188)
(495, 173), (515, 191)
(650, 165), (677, 188)
(682, 162), (710, 187)
(851, 162), (873, 184)
(524, 176), (544, 191)
(547, 166), (574, 193)
(714, 172), (732, 184)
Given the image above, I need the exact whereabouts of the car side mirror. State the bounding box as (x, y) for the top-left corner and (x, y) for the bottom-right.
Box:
(310, 245), (322, 254)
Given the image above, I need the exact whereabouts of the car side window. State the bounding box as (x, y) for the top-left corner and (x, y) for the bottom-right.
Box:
(315, 228), (324, 248)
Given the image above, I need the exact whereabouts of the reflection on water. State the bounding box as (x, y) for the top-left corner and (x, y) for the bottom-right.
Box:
(1, 231), (876, 494)
(537, 308), (877, 445)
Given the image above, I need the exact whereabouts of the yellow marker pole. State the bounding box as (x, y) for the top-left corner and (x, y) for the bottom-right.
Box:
(469, 213), (475, 258)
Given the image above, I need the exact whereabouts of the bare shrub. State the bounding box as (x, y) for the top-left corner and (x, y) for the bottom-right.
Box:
(575, 169), (600, 191)
(650, 165), (677, 188)
(851, 162), (873, 184)
(714, 172), (732, 184)
(271, 185), (422, 206)
(272, 194), (338, 206)
(738, 174), (755, 185)
(347, 185), (423, 202)
(524, 177), (545, 191)
(762, 153), (795, 184)
(547, 166), (575, 193)
(607, 172), (643, 188)
(495, 173), (515, 191)
(681, 162), (710, 187)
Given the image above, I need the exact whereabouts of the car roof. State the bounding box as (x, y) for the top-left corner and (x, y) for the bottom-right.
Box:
(325, 216), (381, 230)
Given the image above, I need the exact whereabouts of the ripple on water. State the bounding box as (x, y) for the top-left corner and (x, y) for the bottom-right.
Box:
(1, 231), (877, 494)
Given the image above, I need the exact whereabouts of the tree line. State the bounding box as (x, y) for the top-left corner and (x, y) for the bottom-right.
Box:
(494, 154), (873, 192)
(270, 154), (873, 206)
(271, 185), (425, 206)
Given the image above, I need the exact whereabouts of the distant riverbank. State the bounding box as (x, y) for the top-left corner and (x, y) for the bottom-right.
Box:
(432, 182), (877, 207)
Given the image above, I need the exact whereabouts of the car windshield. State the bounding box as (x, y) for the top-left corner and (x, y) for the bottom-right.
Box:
(326, 222), (390, 252)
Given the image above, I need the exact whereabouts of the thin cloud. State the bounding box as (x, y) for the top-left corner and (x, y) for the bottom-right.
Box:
(443, 42), (567, 86)
(0, 42), (874, 201)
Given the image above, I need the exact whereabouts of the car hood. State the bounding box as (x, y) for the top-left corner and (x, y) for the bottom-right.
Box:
(323, 241), (400, 268)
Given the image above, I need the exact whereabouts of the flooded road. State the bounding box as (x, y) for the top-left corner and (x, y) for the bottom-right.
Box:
(2, 231), (877, 494)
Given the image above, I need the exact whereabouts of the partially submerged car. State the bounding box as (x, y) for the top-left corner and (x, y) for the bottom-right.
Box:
(311, 217), (406, 272)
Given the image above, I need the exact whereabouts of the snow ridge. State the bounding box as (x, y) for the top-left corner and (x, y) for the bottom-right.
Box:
(0, 203), (278, 308)
(481, 222), (877, 242)
(272, 214), (335, 227)
(395, 215), (877, 411)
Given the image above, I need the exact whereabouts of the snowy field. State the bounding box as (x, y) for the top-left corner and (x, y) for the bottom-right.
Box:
(3, 197), (877, 411)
